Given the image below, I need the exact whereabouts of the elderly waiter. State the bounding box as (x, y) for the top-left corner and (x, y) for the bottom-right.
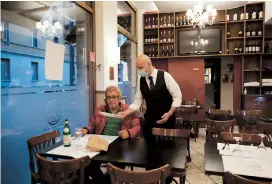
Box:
(119, 54), (182, 140)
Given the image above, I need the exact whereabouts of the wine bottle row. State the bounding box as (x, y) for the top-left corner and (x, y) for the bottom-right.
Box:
(144, 32), (158, 43)
(159, 15), (174, 27)
(160, 30), (174, 42)
(145, 46), (158, 57)
(175, 15), (189, 26)
(226, 8), (263, 21)
(144, 16), (158, 28)
(245, 42), (262, 53)
(226, 27), (262, 38)
(161, 45), (174, 57)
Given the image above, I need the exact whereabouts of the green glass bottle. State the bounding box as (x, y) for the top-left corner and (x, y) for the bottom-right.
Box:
(63, 119), (71, 147)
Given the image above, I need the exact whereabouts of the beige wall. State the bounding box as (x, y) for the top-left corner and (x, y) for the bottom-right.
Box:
(220, 57), (234, 112)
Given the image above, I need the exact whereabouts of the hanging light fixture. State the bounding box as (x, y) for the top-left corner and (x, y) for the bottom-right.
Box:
(36, 6), (63, 38)
(186, 0), (217, 28)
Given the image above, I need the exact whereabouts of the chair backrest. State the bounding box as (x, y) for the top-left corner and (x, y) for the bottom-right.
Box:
(206, 118), (235, 133)
(107, 162), (170, 184)
(36, 153), (91, 184)
(236, 110), (263, 116)
(208, 109), (231, 115)
(223, 171), (266, 184)
(182, 100), (199, 105)
(27, 130), (60, 181)
(152, 128), (190, 140)
(221, 132), (268, 145)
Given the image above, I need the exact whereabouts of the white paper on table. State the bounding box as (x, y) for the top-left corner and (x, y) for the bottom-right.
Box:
(98, 111), (123, 119)
(47, 134), (118, 158)
(45, 40), (65, 80)
(222, 156), (272, 179)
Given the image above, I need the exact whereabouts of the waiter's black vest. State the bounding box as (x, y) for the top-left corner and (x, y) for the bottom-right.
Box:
(140, 70), (176, 130)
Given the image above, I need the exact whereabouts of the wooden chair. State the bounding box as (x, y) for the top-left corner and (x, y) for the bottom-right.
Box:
(223, 171), (270, 184)
(221, 132), (241, 143)
(176, 104), (199, 139)
(205, 119), (235, 143)
(27, 130), (60, 184)
(207, 109), (232, 121)
(152, 128), (189, 184)
(221, 132), (269, 146)
(259, 121), (272, 141)
(236, 110), (263, 133)
(107, 162), (170, 184)
(36, 153), (91, 184)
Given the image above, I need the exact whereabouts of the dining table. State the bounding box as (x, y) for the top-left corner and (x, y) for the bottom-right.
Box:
(204, 141), (272, 183)
(38, 134), (188, 173)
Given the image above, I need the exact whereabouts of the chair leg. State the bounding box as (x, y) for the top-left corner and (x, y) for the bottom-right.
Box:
(180, 175), (186, 184)
(187, 138), (191, 162)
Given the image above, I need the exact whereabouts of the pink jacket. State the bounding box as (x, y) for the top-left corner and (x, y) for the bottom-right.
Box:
(85, 103), (140, 138)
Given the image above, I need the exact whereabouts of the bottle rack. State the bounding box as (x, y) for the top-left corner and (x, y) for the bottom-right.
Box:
(143, 2), (266, 58)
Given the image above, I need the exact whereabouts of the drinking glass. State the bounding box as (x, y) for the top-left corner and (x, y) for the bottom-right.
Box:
(257, 134), (267, 150)
(74, 128), (84, 150)
(75, 128), (83, 140)
(232, 137), (242, 156)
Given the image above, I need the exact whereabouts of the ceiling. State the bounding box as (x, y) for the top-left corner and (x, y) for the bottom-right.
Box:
(154, 1), (249, 13)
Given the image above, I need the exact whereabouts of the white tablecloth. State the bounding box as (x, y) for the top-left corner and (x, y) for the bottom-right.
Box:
(48, 134), (118, 158)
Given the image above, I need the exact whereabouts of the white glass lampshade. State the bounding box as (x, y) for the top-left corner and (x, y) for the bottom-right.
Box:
(36, 22), (41, 29)
(186, 9), (192, 16)
(43, 20), (50, 28)
(212, 9), (217, 16)
(206, 5), (212, 13)
(54, 22), (61, 29)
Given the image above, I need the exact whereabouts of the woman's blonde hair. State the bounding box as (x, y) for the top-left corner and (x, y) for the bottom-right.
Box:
(105, 85), (123, 98)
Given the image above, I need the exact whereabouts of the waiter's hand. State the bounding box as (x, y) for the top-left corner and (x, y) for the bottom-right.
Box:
(156, 113), (170, 124)
(119, 130), (129, 139)
(117, 111), (127, 119)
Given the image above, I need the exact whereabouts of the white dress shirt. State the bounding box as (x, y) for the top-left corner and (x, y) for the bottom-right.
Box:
(130, 68), (182, 111)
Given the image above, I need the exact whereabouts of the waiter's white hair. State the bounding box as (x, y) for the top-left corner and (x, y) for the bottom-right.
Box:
(105, 85), (123, 98)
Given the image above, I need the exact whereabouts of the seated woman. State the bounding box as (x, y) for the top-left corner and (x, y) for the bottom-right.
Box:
(83, 85), (140, 183)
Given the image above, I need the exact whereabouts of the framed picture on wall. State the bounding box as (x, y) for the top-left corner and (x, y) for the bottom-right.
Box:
(222, 74), (229, 83)
(227, 64), (233, 72)
(229, 74), (234, 82)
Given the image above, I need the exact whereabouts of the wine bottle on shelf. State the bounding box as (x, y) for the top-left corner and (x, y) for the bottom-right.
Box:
(163, 16), (167, 27)
(238, 28), (243, 37)
(168, 30), (171, 42)
(145, 18), (148, 28)
(155, 33), (158, 42)
(155, 47), (158, 57)
(171, 16), (174, 26)
(226, 44), (230, 54)
(160, 32), (163, 43)
(152, 17), (155, 28)
(239, 44), (243, 53)
(246, 42), (249, 53)
(171, 45), (174, 56)
(161, 46), (165, 57)
(245, 10), (249, 20)
(252, 27), (256, 36)
(144, 33), (147, 43)
(252, 9), (256, 19)
(167, 16), (171, 26)
(183, 16), (186, 25)
(151, 33), (155, 42)
(155, 17), (158, 27)
(259, 9), (263, 19)
(160, 17), (163, 27)
(166, 45), (169, 56)
(226, 11), (230, 21)
(176, 16), (179, 26)
(265, 43), (269, 53)
(227, 30), (231, 38)
(234, 42), (239, 53)
(246, 27), (250, 37)
(179, 16), (182, 26)
(240, 10), (244, 20)
(163, 31), (166, 42)
(252, 42), (256, 53)
(233, 11), (237, 21)
(248, 42), (252, 53)
(148, 18), (151, 28)
(148, 33), (151, 43)
(171, 31), (174, 42)
(257, 42), (261, 53)
(145, 47), (149, 55)
(152, 47), (155, 57)
(258, 27), (262, 36)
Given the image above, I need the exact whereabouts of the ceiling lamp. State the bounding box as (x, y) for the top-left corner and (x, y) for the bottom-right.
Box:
(186, 0), (217, 28)
(36, 17), (63, 38)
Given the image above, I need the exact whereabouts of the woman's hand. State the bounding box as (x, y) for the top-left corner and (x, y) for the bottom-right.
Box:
(118, 130), (129, 139)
